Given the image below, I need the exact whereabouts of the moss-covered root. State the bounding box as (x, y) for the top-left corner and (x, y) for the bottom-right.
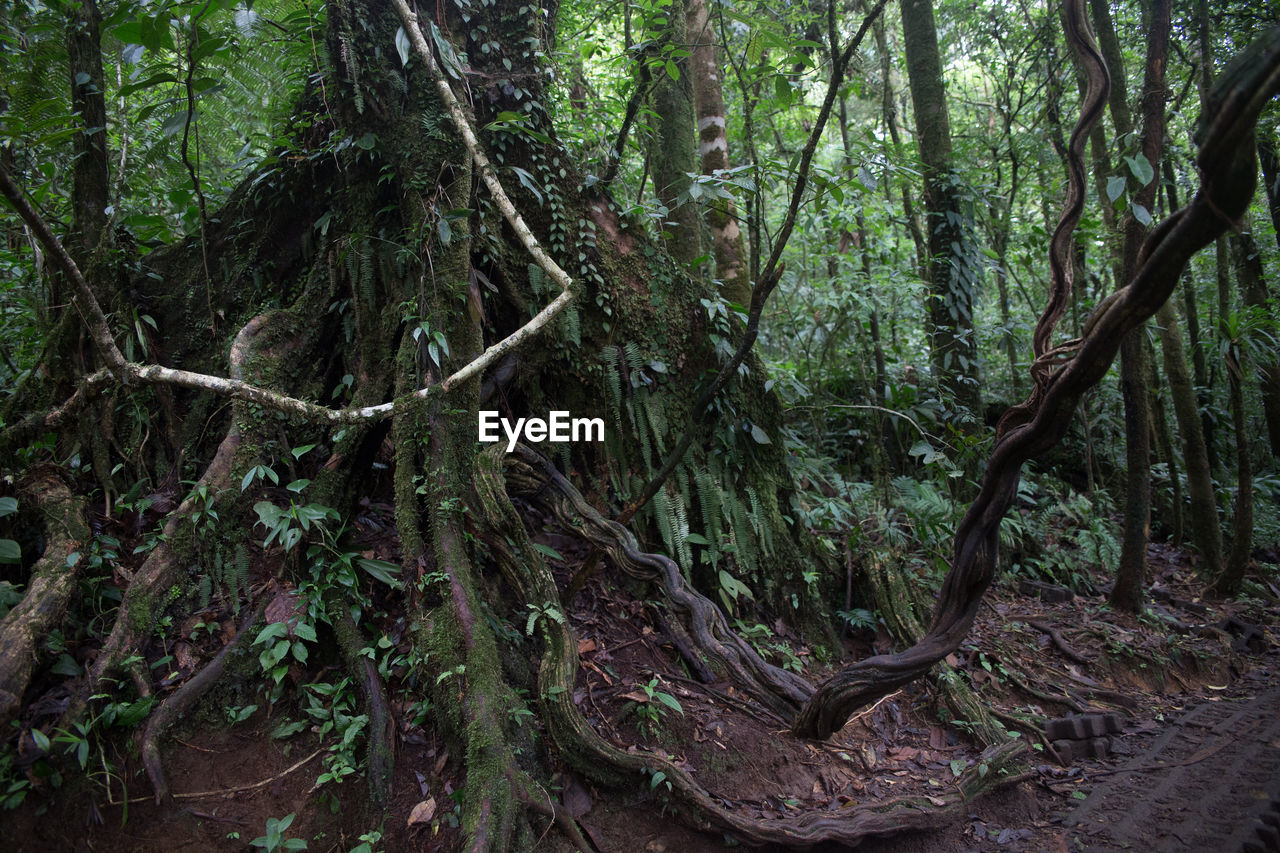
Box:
(62, 314), (278, 728)
(60, 420), (242, 730)
(141, 604), (262, 803)
(864, 554), (1007, 746)
(502, 446), (812, 720)
(473, 449), (1033, 847)
(325, 590), (395, 806)
(0, 468), (88, 729)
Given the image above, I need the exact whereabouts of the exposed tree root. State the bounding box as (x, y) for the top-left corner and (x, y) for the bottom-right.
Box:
(792, 19), (1280, 740)
(61, 314), (278, 727)
(1018, 616), (1092, 665)
(0, 467), (88, 729)
(502, 446), (811, 720)
(141, 604), (262, 804)
(472, 447), (1031, 848)
(326, 591), (395, 806)
(861, 553), (1008, 745)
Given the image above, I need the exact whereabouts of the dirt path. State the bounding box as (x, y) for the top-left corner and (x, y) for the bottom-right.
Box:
(1061, 676), (1280, 851)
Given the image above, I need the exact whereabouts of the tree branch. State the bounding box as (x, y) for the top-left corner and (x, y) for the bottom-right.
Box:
(390, 0), (576, 391)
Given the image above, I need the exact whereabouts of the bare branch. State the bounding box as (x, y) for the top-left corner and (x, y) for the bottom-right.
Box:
(390, 0), (576, 391)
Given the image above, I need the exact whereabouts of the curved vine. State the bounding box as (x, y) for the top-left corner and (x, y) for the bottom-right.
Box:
(471, 446), (1030, 847)
(793, 13), (1280, 739)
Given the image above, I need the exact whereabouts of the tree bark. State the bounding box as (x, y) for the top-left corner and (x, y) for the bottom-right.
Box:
(1154, 300), (1221, 570)
(1090, 0), (1175, 609)
(898, 0), (981, 420)
(686, 0), (750, 305)
(650, 0), (704, 267)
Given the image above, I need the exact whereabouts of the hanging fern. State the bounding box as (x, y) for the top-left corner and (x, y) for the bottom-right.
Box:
(528, 262), (546, 296)
(559, 302), (580, 346)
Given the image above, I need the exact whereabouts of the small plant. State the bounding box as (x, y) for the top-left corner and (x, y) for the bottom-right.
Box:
(0, 496), (20, 566)
(303, 678), (368, 788)
(627, 677), (683, 739)
(251, 813), (307, 852)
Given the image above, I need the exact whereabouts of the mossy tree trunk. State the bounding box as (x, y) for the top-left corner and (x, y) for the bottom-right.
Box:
(686, 0), (750, 306)
(899, 0), (982, 422)
(2, 0), (834, 846)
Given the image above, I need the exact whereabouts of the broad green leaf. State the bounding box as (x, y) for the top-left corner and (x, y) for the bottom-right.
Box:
(749, 424), (771, 444)
(532, 543), (565, 562)
(0, 540), (18, 565)
(655, 692), (683, 714)
(1124, 153), (1154, 186)
(1106, 175), (1127, 203)
(395, 26), (411, 67)
(357, 558), (401, 586)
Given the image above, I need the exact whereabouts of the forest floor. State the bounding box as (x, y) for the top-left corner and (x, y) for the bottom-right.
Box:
(3, 508), (1279, 852)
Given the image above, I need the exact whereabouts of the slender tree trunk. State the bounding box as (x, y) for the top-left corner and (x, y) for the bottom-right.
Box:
(1229, 227), (1280, 456)
(650, 0), (703, 267)
(1152, 169), (1218, 560)
(1214, 341), (1253, 595)
(686, 0), (749, 305)
(874, 14), (926, 278)
(898, 0), (981, 419)
(67, 0), (110, 262)
(1154, 300), (1221, 565)
(1257, 132), (1280, 253)
(1091, 0), (1173, 610)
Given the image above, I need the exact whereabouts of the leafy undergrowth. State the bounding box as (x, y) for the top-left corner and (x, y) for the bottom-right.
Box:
(0, 487), (1276, 852)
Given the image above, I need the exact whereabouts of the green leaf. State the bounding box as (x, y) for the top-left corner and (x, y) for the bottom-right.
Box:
(531, 543), (565, 562)
(293, 622), (318, 643)
(286, 479), (310, 493)
(0, 497), (16, 518)
(0, 540), (20, 564)
(1131, 202), (1152, 226)
(773, 75), (792, 107)
(357, 558), (401, 586)
(271, 719), (308, 740)
(949, 759), (966, 777)
(160, 111), (191, 138)
(1124, 153), (1154, 186)
(395, 26), (411, 67)
(254, 622), (288, 645)
(654, 692), (684, 715)
(650, 770), (667, 789)
(665, 59), (679, 80)
(749, 424), (771, 444)
(1106, 175), (1127, 203)
(684, 533), (710, 546)
(291, 444), (317, 459)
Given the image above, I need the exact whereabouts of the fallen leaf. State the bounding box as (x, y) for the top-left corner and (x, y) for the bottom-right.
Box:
(407, 797), (436, 825)
(577, 638), (597, 655)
